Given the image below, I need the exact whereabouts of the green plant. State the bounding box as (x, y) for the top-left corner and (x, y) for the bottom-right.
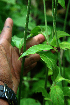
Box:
(17, 0), (70, 105)
(0, 0), (70, 105)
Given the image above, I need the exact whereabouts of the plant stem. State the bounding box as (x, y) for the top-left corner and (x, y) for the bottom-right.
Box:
(43, 0), (49, 44)
(52, 0), (58, 46)
(63, 0), (70, 32)
(18, 0), (31, 104)
(52, 0), (62, 80)
(58, 52), (62, 75)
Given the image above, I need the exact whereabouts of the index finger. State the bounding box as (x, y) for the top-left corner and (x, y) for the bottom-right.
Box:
(26, 34), (45, 50)
(0, 18), (13, 43)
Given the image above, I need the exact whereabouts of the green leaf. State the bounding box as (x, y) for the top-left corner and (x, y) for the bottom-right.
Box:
(20, 98), (41, 105)
(19, 44), (53, 59)
(12, 36), (24, 49)
(50, 85), (64, 105)
(30, 26), (51, 37)
(51, 31), (70, 47)
(1, 0), (16, 4)
(38, 51), (57, 70)
(30, 26), (41, 35)
(62, 87), (70, 97)
(57, 31), (70, 38)
(55, 74), (70, 83)
(58, 0), (65, 9)
(60, 42), (70, 50)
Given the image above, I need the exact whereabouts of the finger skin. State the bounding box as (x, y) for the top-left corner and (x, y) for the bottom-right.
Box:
(24, 54), (40, 67)
(0, 18), (13, 42)
(26, 34), (45, 49)
(23, 62), (37, 75)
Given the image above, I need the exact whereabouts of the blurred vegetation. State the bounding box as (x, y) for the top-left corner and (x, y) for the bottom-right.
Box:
(0, 0), (70, 105)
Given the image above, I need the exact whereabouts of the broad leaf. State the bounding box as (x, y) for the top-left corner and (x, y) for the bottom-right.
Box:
(12, 36), (24, 49)
(19, 44), (53, 59)
(38, 51), (57, 70)
(20, 98), (41, 105)
(58, 0), (65, 9)
(1, 0), (16, 4)
(60, 42), (70, 50)
(50, 85), (64, 105)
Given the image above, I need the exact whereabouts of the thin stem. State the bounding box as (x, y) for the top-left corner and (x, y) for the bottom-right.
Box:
(52, 0), (62, 80)
(52, 0), (58, 46)
(52, 0), (54, 17)
(18, 0), (31, 105)
(58, 52), (62, 75)
(63, 0), (70, 32)
(43, 0), (49, 44)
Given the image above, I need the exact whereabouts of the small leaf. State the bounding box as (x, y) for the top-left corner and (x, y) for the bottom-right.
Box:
(58, 0), (65, 9)
(60, 42), (70, 50)
(12, 36), (24, 49)
(19, 44), (53, 59)
(50, 85), (64, 105)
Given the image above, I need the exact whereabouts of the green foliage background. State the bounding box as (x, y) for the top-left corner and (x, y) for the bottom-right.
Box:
(0, 0), (70, 105)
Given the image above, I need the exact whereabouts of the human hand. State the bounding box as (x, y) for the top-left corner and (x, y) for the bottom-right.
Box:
(0, 18), (45, 94)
